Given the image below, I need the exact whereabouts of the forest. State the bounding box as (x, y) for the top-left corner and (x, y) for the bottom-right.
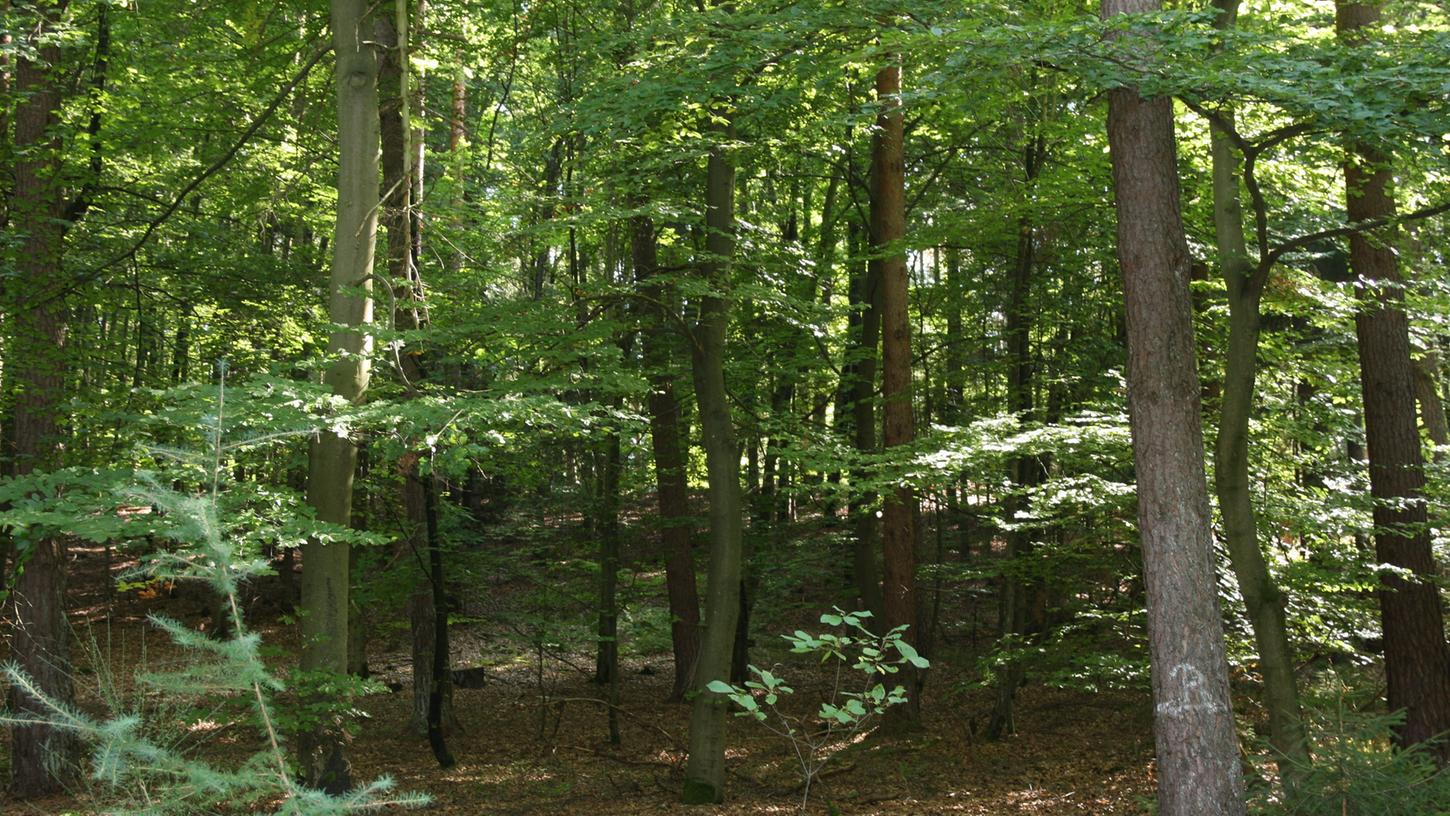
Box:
(0, 0), (1448, 813)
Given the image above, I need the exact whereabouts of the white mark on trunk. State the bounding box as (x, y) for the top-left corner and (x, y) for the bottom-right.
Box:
(1155, 663), (1226, 717)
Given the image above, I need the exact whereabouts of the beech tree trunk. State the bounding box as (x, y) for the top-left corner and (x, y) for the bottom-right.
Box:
(301, 0), (380, 792)
(682, 124), (743, 806)
(1338, 0), (1450, 765)
(634, 214), (701, 703)
(1206, 0), (1311, 788)
(1103, 1), (1246, 812)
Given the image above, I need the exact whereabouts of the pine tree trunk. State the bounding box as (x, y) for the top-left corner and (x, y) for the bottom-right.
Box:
(1103, 1), (1246, 812)
(1338, 0), (1450, 765)
(872, 58), (918, 721)
(7, 18), (78, 796)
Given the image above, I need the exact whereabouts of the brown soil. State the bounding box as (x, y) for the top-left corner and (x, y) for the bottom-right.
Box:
(0, 542), (1156, 815)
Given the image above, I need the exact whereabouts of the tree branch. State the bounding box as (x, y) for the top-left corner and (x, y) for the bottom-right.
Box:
(1265, 200), (1450, 272)
(44, 37), (332, 307)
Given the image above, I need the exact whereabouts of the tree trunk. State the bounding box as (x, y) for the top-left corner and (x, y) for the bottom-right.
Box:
(7, 15), (78, 797)
(988, 142), (1048, 738)
(1413, 354), (1448, 462)
(595, 427), (623, 745)
(634, 215), (702, 703)
(1337, 0), (1450, 765)
(300, 0), (380, 792)
(846, 219), (887, 623)
(1103, 2), (1246, 812)
(682, 125), (743, 806)
(943, 247), (965, 424)
(377, 2), (453, 738)
(872, 57), (918, 721)
(1205, 1), (1312, 790)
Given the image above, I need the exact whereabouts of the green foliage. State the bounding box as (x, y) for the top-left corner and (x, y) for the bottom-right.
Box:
(1249, 674), (1450, 816)
(0, 378), (425, 815)
(707, 609), (925, 810)
(273, 670), (387, 745)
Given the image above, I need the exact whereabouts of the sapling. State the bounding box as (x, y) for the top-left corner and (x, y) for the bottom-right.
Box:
(707, 608), (928, 811)
(0, 368), (426, 815)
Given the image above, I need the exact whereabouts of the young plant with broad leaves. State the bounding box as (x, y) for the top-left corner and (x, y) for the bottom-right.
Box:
(707, 609), (928, 811)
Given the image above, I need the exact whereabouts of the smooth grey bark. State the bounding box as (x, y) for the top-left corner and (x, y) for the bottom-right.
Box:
(300, 0), (380, 792)
(1103, 1), (1246, 812)
(1205, 0), (1311, 789)
(682, 126), (743, 805)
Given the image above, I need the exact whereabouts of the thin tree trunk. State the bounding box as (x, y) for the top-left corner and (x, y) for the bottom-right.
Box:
(682, 122), (743, 806)
(1205, 1), (1311, 789)
(378, 2), (453, 738)
(595, 427), (623, 746)
(988, 140), (1047, 737)
(1337, 0), (1450, 765)
(1103, 1), (1246, 812)
(943, 247), (965, 423)
(634, 215), (701, 702)
(447, 63), (467, 276)
(1413, 354), (1449, 462)
(846, 219), (886, 622)
(421, 466), (455, 767)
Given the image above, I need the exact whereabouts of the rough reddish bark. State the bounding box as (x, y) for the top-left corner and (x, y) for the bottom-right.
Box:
(7, 24), (78, 795)
(1103, 0), (1246, 811)
(872, 61), (916, 645)
(1338, 0), (1450, 765)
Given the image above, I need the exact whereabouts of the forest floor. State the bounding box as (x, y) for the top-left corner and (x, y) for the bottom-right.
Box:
(2, 537), (1158, 815)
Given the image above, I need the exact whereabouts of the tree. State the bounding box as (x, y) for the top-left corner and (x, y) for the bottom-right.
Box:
(1102, 1), (1245, 812)
(6, 0), (83, 794)
(844, 218), (886, 623)
(634, 213), (702, 703)
(1336, 0), (1450, 766)
(299, 0), (380, 792)
(871, 51), (918, 722)
(987, 128), (1048, 741)
(377, 0), (454, 741)
(1202, 0), (1311, 787)
(681, 115), (744, 806)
